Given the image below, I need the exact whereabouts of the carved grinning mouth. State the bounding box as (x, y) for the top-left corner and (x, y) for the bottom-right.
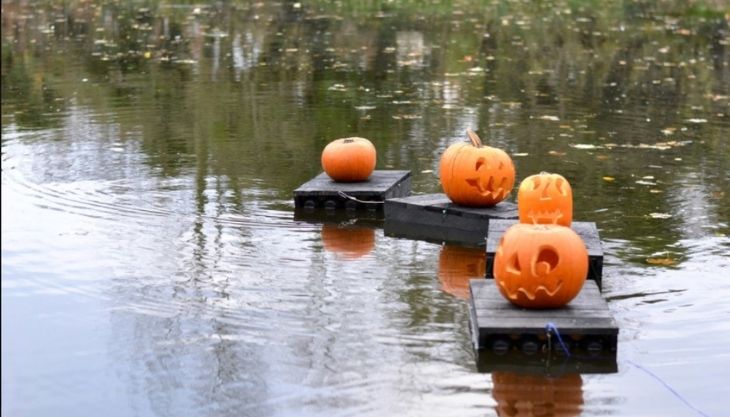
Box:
(465, 158), (508, 198)
(527, 209), (565, 224)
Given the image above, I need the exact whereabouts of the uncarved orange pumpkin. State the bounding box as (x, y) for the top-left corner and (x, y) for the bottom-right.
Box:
(518, 172), (573, 227)
(439, 129), (515, 207)
(492, 371), (583, 417)
(438, 245), (487, 299)
(321, 224), (375, 259)
(321, 137), (376, 182)
(494, 223), (587, 309)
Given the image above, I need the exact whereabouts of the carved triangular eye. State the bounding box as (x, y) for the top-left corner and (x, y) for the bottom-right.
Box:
(475, 157), (486, 171)
(530, 176), (541, 190)
(506, 253), (521, 274)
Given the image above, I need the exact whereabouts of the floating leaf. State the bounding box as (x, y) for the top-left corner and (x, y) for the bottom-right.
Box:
(602, 176), (615, 182)
(538, 115), (560, 121)
(570, 143), (598, 149)
(646, 257), (677, 266)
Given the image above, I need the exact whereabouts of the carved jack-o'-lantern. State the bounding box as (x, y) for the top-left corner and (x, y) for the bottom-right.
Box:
(439, 129), (516, 207)
(518, 172), (573, 227)
(321, 137), (377, 182)
(494, 224), (587, 309)
(438, 245), (487, 299)
(321, 224), (375, 259)
(492, 371), (584, 417)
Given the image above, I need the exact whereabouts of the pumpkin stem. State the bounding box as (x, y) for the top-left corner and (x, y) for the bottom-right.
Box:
(343, 138), (354, 143)
(466, 129), (483, 147)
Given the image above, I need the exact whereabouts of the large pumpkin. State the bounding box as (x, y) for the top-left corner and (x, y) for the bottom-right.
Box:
(492, 371), (583, 417)
(438, 245), (487, 299)
(439, 129), (515, 207)
(494, 224), (587, 309)
(321, 224), (375, 259)
(321, 137), (376, 182)
(518, 172), (573, 227)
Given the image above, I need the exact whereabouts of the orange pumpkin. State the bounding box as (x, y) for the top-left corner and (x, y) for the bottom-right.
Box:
(439, 129), (515, 207)
(518, 172), (573, 227)
(321, 224), (375, 259)
(492, 371), (583, 417)
(321, 137), (376, 182)
(494, 224), (587, 309)
(438, 245), (486, 299)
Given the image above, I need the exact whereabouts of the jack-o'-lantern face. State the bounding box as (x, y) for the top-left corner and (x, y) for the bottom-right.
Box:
(518, 172), (573, 227)
(492, 371), (584, 417)
(494, 224), (587, 309)
(438, 245), (486, 299)
(321, 224), (375, 259)
(439, 130), (516, 207)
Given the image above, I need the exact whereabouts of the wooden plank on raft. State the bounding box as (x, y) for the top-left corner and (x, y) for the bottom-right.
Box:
(294, 170), (411, 212)
(468, 279), (618, 355)
(383, 193), (518, 246)
(485, 219), (604, 289)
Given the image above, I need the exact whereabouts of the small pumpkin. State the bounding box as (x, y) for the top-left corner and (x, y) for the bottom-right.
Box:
(438, 245), (487, 299)
(518, 172), (573, 226)
(321, 223), (375, 259)
(321, 137), (376, 182)
(493, 223), (587, 309)
(439, 129), (515, 207)
(492, 371), (583, 417)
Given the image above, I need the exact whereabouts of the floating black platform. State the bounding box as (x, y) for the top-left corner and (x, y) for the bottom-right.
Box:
(468, 279), (618, 356)
(294, 170), (411, 212)
(383, 194), (518, 246)
(475, 349), (618, 374)
(485, 219), (604, 289)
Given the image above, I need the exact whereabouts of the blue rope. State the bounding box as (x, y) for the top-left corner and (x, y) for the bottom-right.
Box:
(545, 322), (571, 357)
(628, 360), (712, 417)
(544, 322), (712, 417)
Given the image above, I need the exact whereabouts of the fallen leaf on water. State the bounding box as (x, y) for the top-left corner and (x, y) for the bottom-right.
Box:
(602, 176), (615, 182)
(570, 143), (598, 149)
(646, 257), (677, 266)
(661, 127), (677, 136)
(539, 115), (560, 121)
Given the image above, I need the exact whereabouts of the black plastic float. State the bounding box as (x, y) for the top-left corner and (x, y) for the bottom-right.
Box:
(468, 279), (618, 370)
(293, 170), (411, 212)
(383, 193), (518, 246)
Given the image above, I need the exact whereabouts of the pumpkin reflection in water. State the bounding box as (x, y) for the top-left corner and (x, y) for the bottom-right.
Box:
(321, 224), (375, 259)
(438, 245), (486, 299)
(492, 372), (584, 417)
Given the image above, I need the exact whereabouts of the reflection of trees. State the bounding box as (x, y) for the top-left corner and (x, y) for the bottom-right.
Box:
(2, 0), (727, 259)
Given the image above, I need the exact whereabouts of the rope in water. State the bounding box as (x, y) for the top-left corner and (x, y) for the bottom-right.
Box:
(545, 322), (713, 417)
(337, 191), (384, 204)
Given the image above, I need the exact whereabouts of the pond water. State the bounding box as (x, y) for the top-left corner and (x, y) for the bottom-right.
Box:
(2, 1), (729, 416)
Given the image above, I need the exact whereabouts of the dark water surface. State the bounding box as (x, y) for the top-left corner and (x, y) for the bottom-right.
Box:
(2, 1), (729, 416)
